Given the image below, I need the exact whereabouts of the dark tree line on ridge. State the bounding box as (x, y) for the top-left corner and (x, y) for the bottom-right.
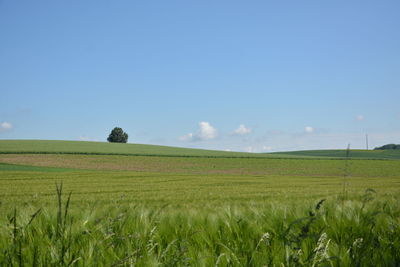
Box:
(374, 144), (400, 150)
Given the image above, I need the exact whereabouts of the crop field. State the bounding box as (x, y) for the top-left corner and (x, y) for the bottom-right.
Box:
(0, 141), (399, 266)
(2, 140), (400, 159)
(0, 140), (277, 158)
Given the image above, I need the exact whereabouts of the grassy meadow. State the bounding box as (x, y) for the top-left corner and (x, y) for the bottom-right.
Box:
(0, 140), (399, 266)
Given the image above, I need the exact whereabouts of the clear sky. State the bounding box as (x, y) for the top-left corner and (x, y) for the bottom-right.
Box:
(1, 0), (399, 152)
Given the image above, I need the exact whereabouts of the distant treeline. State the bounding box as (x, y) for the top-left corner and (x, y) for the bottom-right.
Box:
(374, 144), (400, 150)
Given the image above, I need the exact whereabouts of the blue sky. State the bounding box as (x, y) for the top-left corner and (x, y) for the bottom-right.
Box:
(1, 0), (399, 152)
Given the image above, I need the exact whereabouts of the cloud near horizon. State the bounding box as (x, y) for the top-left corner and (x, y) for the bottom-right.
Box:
(233, 124), (251, 135)
(304, 126), (314, 133)
(356, 115), (364, 121)
(0, 122), (13, 132)
(180, 121), (218, 142)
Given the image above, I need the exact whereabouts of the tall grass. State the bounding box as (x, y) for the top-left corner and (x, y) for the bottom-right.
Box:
(0, 186), (399, 266)
(1, 145), (399, 266)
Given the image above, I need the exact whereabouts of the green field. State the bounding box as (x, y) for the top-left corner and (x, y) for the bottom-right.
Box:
(273, 149), (400, 160)
(2, 139), (400, 159)
(0, 140), (273, 158)
(0, 140), (399, 266)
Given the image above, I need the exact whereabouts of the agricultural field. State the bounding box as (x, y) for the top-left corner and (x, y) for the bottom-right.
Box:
(2, 140), (400, 159)
(0, 140), (399, 266)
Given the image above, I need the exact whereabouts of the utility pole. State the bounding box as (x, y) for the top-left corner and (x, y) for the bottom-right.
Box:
(366, 134), (369, 150)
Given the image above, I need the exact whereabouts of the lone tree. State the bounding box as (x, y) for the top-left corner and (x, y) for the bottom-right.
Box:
(107, 127), (128, 143)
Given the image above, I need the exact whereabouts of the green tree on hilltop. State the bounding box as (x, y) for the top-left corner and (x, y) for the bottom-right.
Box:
(107, 127), (128, 143)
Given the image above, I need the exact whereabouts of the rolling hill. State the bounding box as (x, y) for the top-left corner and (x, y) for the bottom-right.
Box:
(0, 140), (399, 159)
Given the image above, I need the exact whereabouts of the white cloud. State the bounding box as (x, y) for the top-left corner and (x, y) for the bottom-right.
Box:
(356, 115), (364, 121)
(198, 122), (218, 140)
(304, 126), (314, 133)
(179, 132), (194, 141)
(0, 122), (12, 132)
(233, 124), (251, 135)
(180, 122), (218, 142)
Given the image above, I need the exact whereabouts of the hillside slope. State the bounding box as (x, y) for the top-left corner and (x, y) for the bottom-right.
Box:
(0, 140), (274, 158)
(1, 140), (399, 159)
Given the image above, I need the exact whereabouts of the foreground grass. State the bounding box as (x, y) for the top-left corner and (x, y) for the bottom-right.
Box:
(0, 164), (399, 266)
(0, 145), (399, 265)
(1, 188), (399, 266)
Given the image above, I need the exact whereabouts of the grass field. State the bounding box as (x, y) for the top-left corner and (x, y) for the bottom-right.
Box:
(0, 140), (275, 158)
(1, 139), (400, 159)
(273, 149), (400, 160)
(0, 140), (399, 266)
